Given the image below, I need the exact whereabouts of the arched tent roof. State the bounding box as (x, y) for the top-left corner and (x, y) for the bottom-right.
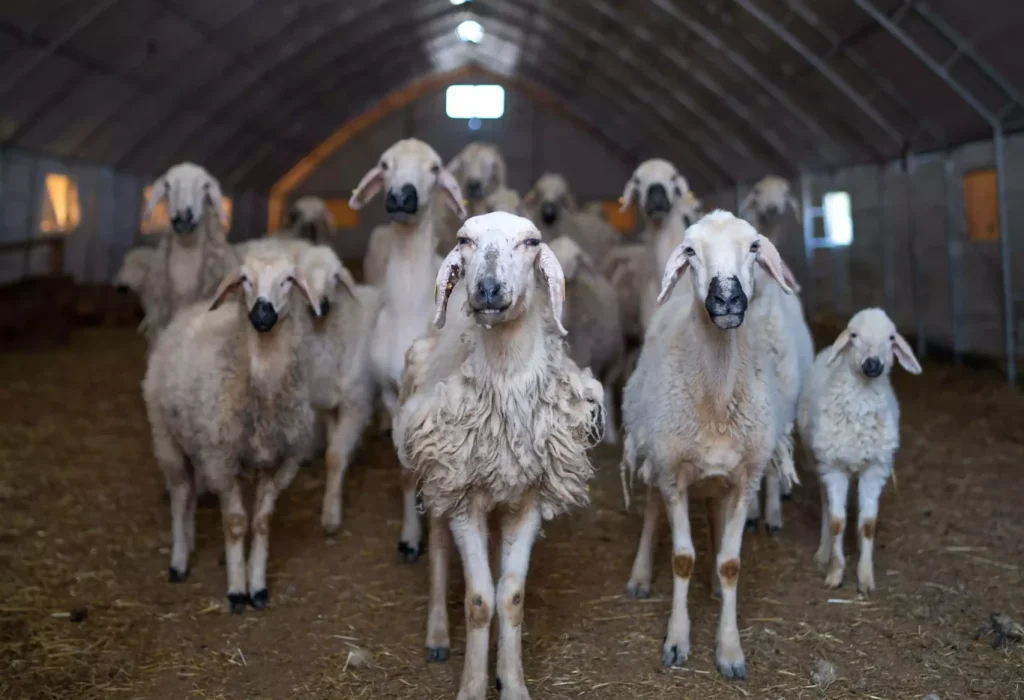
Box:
(2, 0), (1023, 194)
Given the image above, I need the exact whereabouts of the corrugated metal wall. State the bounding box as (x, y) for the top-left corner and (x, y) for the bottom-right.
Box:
(0, 149), (269, 285)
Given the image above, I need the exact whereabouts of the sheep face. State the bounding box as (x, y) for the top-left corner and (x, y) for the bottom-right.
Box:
(145, 162), (227, 235)
(657, 210), (792, 330)
(740, 175), (801, 226)
(349, 139), (466, 225)
(210, 252), (320, 333)
(448, 142), (506, 202)
(827, 308), (922, 378)
(523, 173), (576, 226)
(433, 212), (567, 335)
(287, 196), (335, 243)
(483, 187), (521, 215)
(619, 159), (692, 225)
(298, 246), (356, 317)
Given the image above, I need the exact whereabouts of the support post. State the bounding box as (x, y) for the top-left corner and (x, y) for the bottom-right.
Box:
(994, 127), (1015, 384)
(902, 153), (926, 360)
(943, 156), (962, 366)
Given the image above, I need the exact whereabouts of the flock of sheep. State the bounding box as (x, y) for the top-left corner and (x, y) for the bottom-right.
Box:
(113, 139), (922, 698)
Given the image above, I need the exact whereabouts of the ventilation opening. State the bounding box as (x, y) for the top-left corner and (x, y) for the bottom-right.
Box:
(822, 191), (853, 247)
(446, 84), (505, 119)
(39, 174), (81, 235)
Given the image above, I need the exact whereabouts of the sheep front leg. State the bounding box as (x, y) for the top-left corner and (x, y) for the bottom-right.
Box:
(813, 480), (831, 569)
(763, 473), (783, 534)
(626, 484), (661, 599)
(398, 473), (424, 562)
(744, 482), (761, 531)
(321, 402), (372, 534)
(496, 503), (541, 700)
(855, 464), (888, 596)
(714, 486), (752, 680)
(425, 515), (452, 662)
(248, 459), (301, 609)
(820, 469), (850, 589)
(662, 488), (694, 667)
(219, 478), (249, 614)
(602, 384), (619, 446)
(449, 507), (494, 700)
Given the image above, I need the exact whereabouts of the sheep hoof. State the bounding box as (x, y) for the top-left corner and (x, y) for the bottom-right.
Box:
(398, 541), (422, 563)
(626, 581), (651, 600)
(426, 646), (450, 663)
(495, 677), (502, 692)
(168, 567), (189, 583)
(249, 589), (270, 610)
(227, 593), (249, 614)
(744, 518), (759, 532)
(661, 642), (688, 667)
(766, 525), (783, 537)
(780, 492), (793, 502)
(716, 659), (747, 681)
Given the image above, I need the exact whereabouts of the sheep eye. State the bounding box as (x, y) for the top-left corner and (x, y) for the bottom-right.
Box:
(889, 334), (895, 341)
(683, 247), (696, 257)
(457, 236), (472, 246)
(283, 276), (295, 287)
(850, 332), (858, 339)
(379, 161), (388, 171)
(750, 240), (761, 253)
(430, 164), (441, 175)
(524, 238), (541, 247)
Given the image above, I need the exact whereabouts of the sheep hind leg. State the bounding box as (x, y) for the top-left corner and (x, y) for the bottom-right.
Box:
(602, 384), (619, 446)
(763, 473), (784, 535)
(218, 478), (249, 614)
(855, 465), (887, 596)
(744, 480), (762, 532)
(496, 503), (541, 700)
(398, 473), (424, 562)
(626, 484), (661, 600)
(248, 459), (301, 610)
(706, 497), (724, 600)
(450, 507), (494, 700)
(714, 487), (751, 681)
(425, 515), (452, 662)
(321, 402), (372, 535)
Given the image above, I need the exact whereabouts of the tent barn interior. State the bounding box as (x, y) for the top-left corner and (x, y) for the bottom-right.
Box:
(1, 2), (1023, 699)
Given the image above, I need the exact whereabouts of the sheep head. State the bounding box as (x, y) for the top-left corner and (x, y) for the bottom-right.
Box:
(619, 158), (692, 225)
(446, 142), (507, 202)
(349, 138), (466, 224)
(827, 308), (922, 378)
(433, 211), (567, 336)
(658, 210), (792, 330)
(145, 162), (227, 235)
(210, 251), (320, 333)
(482, 186), (521, 215)
(286, 196), (336, 243)
(297, 245), (357, 318)
(523, 173), (577, 227)
(739, 175), (802, 227)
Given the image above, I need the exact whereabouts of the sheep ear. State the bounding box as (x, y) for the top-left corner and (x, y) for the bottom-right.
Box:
(437, 168), (468, 219)
(321, 207), (336, 233)
(536, 243), (568, 335)
(892, 332), (922, 375)
(292, 271), (322, 317)
(432, 246), (463, 329)
(492, 151), (507, 187)
(445, 152), (464, 181)
(561, 190), (578, 213)
(204, 178), (228, 229)
(826, 329), (852, 366)
(779, 257), (802, 293)
(619, 178), (639, 214)
(785, 191), (803, 226)
(349, 164), (385, 210)
(334, 266), (358, 300)
(755, 237), (794, 295)
(210, 268), (243, 311)
(657, 243), (691, 304)
(738, 189), (757, 215)
(144, 177), (168, 220)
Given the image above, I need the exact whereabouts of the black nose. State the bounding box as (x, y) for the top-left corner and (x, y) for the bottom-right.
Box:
(476, 276), (502, 306)
(541, 202), (558, 225)
(170, 207), (197, 234)
(705, 276), (748, 317)
(319, 298), (330, 316)
(299, 222), (318, 242)
(249, 299), (278, 332)
(645, 184), (671, 214)
(765, 204), (780, 217)
(115, 284), (131, 294)
(385, 184), (419, 214)
(466, 178), (483, 199)
(862, 357), (883, 378)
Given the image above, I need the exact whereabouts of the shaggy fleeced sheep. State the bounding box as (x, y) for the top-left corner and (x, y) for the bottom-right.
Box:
(393, 212), (604, 700)
(549, 235), (626, 445)
(522, 173), (618, 266)
(798, 308), (922, 595)
(143, 248), (321, 613)
(297, 245), (384, 534)
(620, 210), (795, 680)
(348, 137), (466, 558)
(139, 162), (239, 344)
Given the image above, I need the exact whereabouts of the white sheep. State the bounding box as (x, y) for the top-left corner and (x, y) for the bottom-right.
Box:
(600, 242), (649, 345)
(480, 185), (521, 214)
(143, 248), (321, 613)
(621, 210), (795, 680)
(139, 162), (239, 344)
(113, 246), (154, 295)
(297, 245), (384, 534)
(393, 212), (604, 700)
(348, 137), (466, 557)
(549, 235), (626, 446)
(436, 142), (507, 247)
(798, 308), (921, 595)
(281, 195), (336, 243)
(522, 173), (618, 266)
(738, 175), (802, 238)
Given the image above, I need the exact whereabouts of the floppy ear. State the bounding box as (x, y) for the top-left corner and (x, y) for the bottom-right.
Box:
(619, 177), (639, 214)
(522, 185), (539, 207)
(738, 188), (758, 215)
(203, 178), (228, 229)
(779, 257), (802, 293)
(437, 168), (468, 219)
(432, 246), (464, 329)
(785, 191), (803, 226)
(349, 164), (386, 210)
(754, 236), (794, 295)
(492, 150), (507, 187)
(291, 271), (322, 317)
(560, 190), (578, 213)
(333, 266), (358, 300)
(320, 207), (337, 233)
(826, 328), (852, 366)
(210, 268), (244, 311)
(144, 177), (168, 220)
(657, 243), (691, 304)
(536, 243), (568, 336)
(892, 331), (922, 375)
(445, 151), (464, 182)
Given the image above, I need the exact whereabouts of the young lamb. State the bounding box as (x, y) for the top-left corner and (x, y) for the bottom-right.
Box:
(549, 235), (626, 445)
(738, 175), (802, 238)
(393, 212), (605, 700)
(143, 248), (321, 613)
(297, 245), (384, 534)
(620, 210), (795, 680)
(798, 308), (922, 595)
(139, 162), (239, 344)
(348, 137), (466, 557)
(522, 173), (618, 266)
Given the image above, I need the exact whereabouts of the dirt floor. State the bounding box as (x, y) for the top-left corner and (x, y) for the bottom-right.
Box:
(1, 328), (1023, 700)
